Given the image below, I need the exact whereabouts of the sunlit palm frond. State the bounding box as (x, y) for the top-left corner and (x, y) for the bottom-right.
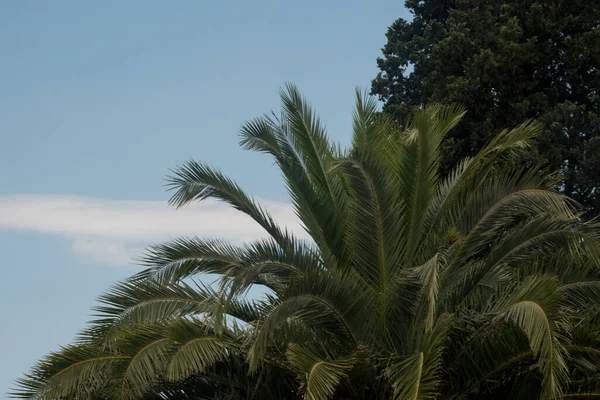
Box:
(287, 344), (356, 400)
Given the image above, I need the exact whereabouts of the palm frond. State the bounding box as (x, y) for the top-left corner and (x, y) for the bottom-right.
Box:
(287, 344), (355, 400)
(167, 160), (292, 248)
(500, 275), (568, 399)
(11, 345), (129, 399)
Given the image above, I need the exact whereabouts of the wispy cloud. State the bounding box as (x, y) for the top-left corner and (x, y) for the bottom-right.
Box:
(0, 194), (303, 266)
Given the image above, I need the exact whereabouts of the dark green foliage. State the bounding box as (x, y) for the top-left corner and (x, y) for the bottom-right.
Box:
(372, 0), (600, 214)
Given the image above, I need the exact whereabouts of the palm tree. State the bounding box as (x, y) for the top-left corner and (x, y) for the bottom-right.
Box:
(13, 85), (600, 400)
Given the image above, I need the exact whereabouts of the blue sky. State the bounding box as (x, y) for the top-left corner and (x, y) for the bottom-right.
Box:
(0, 1), (409, 395)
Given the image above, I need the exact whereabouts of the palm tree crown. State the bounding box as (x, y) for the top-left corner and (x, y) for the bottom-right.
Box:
(13, 85), (600, 400)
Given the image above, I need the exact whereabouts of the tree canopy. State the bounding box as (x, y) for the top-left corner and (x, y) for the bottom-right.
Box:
(12, 86), (600, 399)
(372, 0), (600, 214)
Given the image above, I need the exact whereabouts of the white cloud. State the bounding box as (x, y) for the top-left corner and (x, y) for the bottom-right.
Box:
(0, 194), (304, 266)
(71, 237), (142, 266)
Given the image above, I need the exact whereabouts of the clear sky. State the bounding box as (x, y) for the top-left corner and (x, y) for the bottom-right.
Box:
(0, 1), (409, 395)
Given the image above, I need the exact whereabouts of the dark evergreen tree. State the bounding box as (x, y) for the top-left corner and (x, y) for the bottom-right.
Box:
(372, 0), (600, 214)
